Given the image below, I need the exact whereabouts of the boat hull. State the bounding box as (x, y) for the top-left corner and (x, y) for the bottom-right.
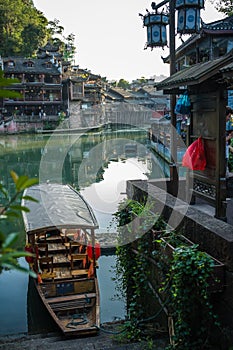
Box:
(34, 276), (100, 336)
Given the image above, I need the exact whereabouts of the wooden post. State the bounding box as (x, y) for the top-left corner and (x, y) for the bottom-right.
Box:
(169, 0), (178, 196)
(91, 228), (96, 277)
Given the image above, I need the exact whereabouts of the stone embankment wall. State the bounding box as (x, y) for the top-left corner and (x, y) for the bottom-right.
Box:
(126, 179), (233, 347)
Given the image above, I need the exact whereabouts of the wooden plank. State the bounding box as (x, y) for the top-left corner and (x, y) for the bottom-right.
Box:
(47, 292), (96, 303)
(71, 269), (89, 277)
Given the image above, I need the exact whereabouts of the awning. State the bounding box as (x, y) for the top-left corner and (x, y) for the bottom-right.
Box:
(22, 183), (99, 234)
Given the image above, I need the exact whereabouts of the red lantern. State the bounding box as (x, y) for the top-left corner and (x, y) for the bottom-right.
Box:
(87, 241), (101, 260)
(95, 242), (101, 260)
(87, 242), (92, 259)
(25, 244), (33, 263)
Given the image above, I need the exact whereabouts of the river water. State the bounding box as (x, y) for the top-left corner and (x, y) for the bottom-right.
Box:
(0, 127), (170, 336)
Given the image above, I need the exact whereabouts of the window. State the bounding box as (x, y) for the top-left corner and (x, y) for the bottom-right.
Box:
(7, 61), (15, 68)
(23, 61), (35, 68)
(45, 61), (52, 68)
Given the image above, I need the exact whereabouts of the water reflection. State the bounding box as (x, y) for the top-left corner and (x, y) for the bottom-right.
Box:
(0, 258), (28, 335)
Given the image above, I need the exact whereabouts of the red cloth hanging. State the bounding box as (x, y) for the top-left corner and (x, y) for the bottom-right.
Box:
(182, 136), (206, 171)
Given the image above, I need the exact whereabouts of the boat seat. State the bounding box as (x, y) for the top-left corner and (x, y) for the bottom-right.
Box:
(39, 256), (56, 280)
(36, 231), (47, 243)
(65, 241), (82, 256)
(60, 231), (74, 244)
(47, 293), (96, 303)
(39, 256), (54, 269)
(36, 242), (48, 257)
(71, 269), (89, 278)
(69, 253), (88, 269)
(40, 271), (57, 280)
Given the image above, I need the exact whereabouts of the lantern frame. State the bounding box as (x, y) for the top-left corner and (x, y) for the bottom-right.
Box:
(143, 11), (169, 48)
(175, 0), (204, 9)
(177, 7), (201, 34)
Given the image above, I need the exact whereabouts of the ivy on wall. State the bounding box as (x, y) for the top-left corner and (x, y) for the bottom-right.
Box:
(113, 198), (219, 349)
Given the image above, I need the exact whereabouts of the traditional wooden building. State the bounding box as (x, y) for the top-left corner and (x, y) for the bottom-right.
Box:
(60, 67), (106, 128)
(2, 55), (64, 120)
(134, 86), (169, 111)
(63, 67), (105, 108)
(163, 15), (233, 71)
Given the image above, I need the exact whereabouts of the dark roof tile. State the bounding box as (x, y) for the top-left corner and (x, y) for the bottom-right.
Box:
(156, 53), (233, 90)
(3, 57), (61, 75)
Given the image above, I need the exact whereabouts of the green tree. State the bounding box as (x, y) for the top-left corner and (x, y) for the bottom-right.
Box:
(117, 78), (130, 89)
(137, 76), (147, 85)
(48, 19), (76, 62)
(63, 33), (76, 62)
(0, 1), (77, 61)
(0, 171), (38, 275)
(0, 0), (49, 56)
(21, 12), (49, 57)
(0, 70), (21, 98)
(209, 0), (233, 16)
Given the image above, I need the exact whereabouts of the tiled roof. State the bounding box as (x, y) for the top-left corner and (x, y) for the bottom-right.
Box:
(37, 43), (60, 52)
(3, 57), (61, 75)
(105, 91), (122, 100)
(202, 15), (233, 32)
(108, 87), (134, 99)
(156, 53), (233, 90)
(137, 86), (162, 97)
(220, 61), (233, 72)
(163, 15), (233, 63)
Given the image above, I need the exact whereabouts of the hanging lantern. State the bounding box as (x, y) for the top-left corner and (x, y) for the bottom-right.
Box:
(87, 241), (101, 260)
(143, 12), (169, 48)
(175, 0), (204, 9)
(177, 7), (201, 34)
(175, 0), (205, 35)
(24, 244), (33, 263)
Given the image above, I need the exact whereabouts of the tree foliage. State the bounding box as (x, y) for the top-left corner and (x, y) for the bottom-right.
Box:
(47, 19), (76, 62)
(0, 0), (49, 57)
(0, 171), (38, 275)
(0, 70), (22, 98)
(117, 79), (130, 89)
(209, 0), (233, 16)
(0, 0), (76, 61)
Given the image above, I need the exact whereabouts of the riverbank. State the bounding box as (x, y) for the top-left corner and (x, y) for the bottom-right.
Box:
(0, 329), (169, 350)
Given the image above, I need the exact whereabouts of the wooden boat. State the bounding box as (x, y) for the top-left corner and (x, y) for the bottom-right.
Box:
(22, 183), (100, 337)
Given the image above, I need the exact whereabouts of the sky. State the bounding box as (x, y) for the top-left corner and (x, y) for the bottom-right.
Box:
(33, 0), (224, 82)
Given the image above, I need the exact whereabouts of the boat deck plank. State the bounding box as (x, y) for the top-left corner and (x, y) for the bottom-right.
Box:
(48, 242), (65, 252)
(47, 292), (96, 303)
(52, 254), (69, 264)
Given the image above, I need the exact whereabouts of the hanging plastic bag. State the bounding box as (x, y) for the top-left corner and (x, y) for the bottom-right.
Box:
(175, 92), (191, 115)
(182, 136), (206, 170)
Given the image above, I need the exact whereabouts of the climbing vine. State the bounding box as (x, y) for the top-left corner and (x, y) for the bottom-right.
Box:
(113, 198), (166, 342)
(166, 245), (218, 349)
(113, 198), (218, 348)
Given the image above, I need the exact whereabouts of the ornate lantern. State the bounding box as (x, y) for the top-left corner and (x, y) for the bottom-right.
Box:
(143, 12), (169, 48)
(175, 0), (205, 34)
